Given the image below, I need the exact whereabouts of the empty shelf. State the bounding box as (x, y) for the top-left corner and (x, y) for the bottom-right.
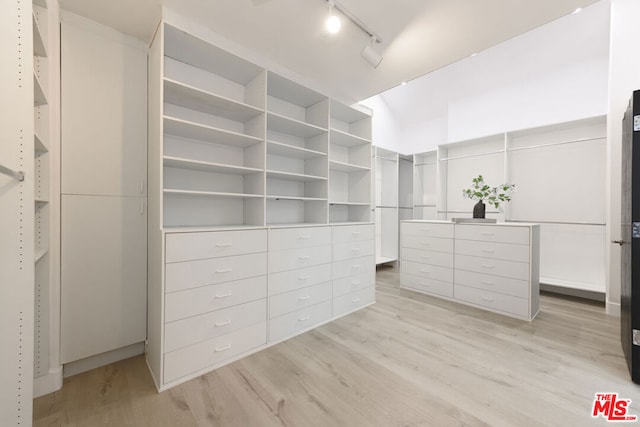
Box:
(266, 170), (327, 182)
(267, 112), (327, 139)
(267, 140), (326, 159)
(330, 128), (370, 147)
(329, 160), (370, 173)
(164, 189), (263, 199)
(164, 156), (263, 175)
(164, 116), (263, 148)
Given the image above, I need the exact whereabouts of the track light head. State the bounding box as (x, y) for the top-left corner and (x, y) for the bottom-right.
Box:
(325, 2), (341, 34)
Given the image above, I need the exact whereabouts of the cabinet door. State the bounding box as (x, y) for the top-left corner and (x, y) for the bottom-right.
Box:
(61, 20), (147, 196)
(61, 195), (147, 363)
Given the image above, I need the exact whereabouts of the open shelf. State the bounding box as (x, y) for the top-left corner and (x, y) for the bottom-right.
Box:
(35, 198), (49, 204)
(32, 13), (47, 57)
(329, 160), (370, 173)
(330, 128), (370, 147)
(330, 100), (369, 124)
(34, 73), (47, 106)
(164, 156), (263, 176)
(376, 256), (397, 265)
(164, 189), (263, 199)
(267, 140), (326, 159)
(267, 112), (327, 139)
(34, 131), (48, 154)
(33, 0), (47, 7)
(329, 201), (370, 206)
(266, 170), (327, 182)
(266, 195), (327, 201)
(163, 78), (263, 123)
(164, 116), (262, 148)
(35, 248), (48, 263)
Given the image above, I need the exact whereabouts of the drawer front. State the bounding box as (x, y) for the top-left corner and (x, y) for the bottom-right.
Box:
(333, 240), (375, 262)
(402, 248), (453, 268)
(164, 299), (266, 353)
(400, 273), (454, 298)
(269, 226), (331, 251)
(164, 322), (266, 384)
(454, 225), (529, 245)
(166, 253), (267, 293)
(269, 300), (332, 343)
(402, 222), (454, 239)
(165, 275), (267, 322)
(455, 239), (529, 263)
(269, 282), (332, 319)
(401, 235), (453, 253)
(166, 229), (267, 263)
(402, 260), (453, 283)
(455, 254), (529, 281)
(268, 264), (331, 296)
(333, 286), (375, 318)
(332, 255), (374, 280)
(454, 269), (529, 299)
(332, 224), (375, 244)
(269, 245), (331, 273)
(454, 285), (529, 317)
(333, 269), (375, 297)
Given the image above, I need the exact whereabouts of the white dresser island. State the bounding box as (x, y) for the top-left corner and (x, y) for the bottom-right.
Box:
(400, 220), (540, 321)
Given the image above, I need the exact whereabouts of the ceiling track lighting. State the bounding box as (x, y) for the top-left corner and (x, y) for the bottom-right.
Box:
(322, 0), (384, 68)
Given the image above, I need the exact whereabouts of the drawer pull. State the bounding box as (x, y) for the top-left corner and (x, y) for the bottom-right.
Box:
(297, 235), (311, 240)
(481, 264), (495, 269)
(351, 280), (361, 286)
(298, 275), (310, 281)
(297, 295), (311, 301)
(420, 255), (431, 259)
(420, 242), (431, 246)
(481, 249), (495, 254)
(214, 291), (232, 299)
(351, 231), (361, 235)
(215, 268), (232, 273)
(214, 344), (231, 352)
(481, 296), (495, 302)
(215, 242), (232, 248)
(352, 297), (361, 303)
(481, 280), (494, 285)
(298, 315), (311, 322)
(351, 247), (361, 252)
(298, 255), (310, 261)
(351, 264), (361, 269)
(420, 228), (431, 232)
(420, 269), (431, 274)
(214, 319), (232, 327)
(481, 232), (495, 236)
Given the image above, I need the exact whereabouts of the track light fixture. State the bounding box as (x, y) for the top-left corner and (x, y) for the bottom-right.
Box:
(325, 1), (341, 34)
(361, 36), (383, 68)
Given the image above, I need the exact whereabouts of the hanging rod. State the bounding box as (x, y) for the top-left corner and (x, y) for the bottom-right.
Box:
(0, 164), (25, 181)
(440, 149), (505, 162)
(506, 219), (605, 226)
(507, 136), (606, 152)
(399, 157), (413, 163)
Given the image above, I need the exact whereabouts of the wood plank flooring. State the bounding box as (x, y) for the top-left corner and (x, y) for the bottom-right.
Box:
(34, 266), (640, 426)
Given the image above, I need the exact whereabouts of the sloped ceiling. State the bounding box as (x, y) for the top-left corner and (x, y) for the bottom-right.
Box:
(60, 0), (601, 102)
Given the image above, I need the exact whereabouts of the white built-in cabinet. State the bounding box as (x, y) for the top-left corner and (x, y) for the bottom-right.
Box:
(147, 18), (375, 391)
(374, 147), (399, 264)
(60, 14), (148, 366)
(410, 116), (606, 294)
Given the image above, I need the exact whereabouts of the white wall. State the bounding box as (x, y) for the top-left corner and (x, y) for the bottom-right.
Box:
(403, 116), (447, 153)
(362, 95), (404, 153)
(606, 0), (640, 314)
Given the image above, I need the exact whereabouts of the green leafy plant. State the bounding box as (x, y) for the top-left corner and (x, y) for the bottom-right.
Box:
(462, 175), (515, 210)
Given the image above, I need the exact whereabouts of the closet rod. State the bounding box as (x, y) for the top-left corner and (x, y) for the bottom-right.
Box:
(376, 205), (398, 209)
(440, 149), (505, 161)
(374, 155), (397, 161)
(507, 136), (606, 152)
(506, 219), (605, 226)
(399, 157), (413, 163)
(0, 164), (25, 181)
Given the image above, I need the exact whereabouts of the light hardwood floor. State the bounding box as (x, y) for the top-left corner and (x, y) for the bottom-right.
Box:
(34, 266), (640, 426)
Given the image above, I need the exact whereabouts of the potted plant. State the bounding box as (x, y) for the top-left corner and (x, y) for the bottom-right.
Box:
(462, 175), (515, 219)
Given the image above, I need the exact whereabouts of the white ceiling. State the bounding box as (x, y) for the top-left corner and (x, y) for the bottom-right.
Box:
(60, 0), (600, 103)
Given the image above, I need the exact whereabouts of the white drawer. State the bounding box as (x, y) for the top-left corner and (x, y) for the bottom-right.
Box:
(268, 264), (331, 296)
(454, 285), (529, 317)
(332, 224), (375, 244)
(455, 225), (529, 245)
(332, 255), (374, 280)
(402, 222), (454, 239)
(164, 322), (266, 384)
(402, 248), (454, 268)
(269, 282), (332, 318)
(269, 300), (332, 342)
(165, 275), (267, 322)
(166, 229), (266, 263)
(165, 252), (267, 293)
(268, 226), (331, 251)
(455, 239), (529, 263)
(164, 299), (266, 353)
(333, 240), (375, 262)
(401, 235), (453, 253)
(402, 260), (453, 283)
(454, 254), (529, 281)
(400, 273), (454, 299)
(333, 269), (374, 297)
(333, 286), (375, 318)
(454, 269), (529, 299)
(269, 245), (331, 273)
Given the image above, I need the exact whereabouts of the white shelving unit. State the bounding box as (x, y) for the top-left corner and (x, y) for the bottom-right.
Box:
(148, 18), (374, 392)
(329, 100), (372, 223)
(374, 147), (399, 264)
(413, 150), (437, 219)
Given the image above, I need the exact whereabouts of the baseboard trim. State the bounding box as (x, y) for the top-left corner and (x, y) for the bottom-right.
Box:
(606, 300), (621, 317)
(33, 366), (63, 398)
(540, 283), (605, 302)
(63, 342), (145, 378)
